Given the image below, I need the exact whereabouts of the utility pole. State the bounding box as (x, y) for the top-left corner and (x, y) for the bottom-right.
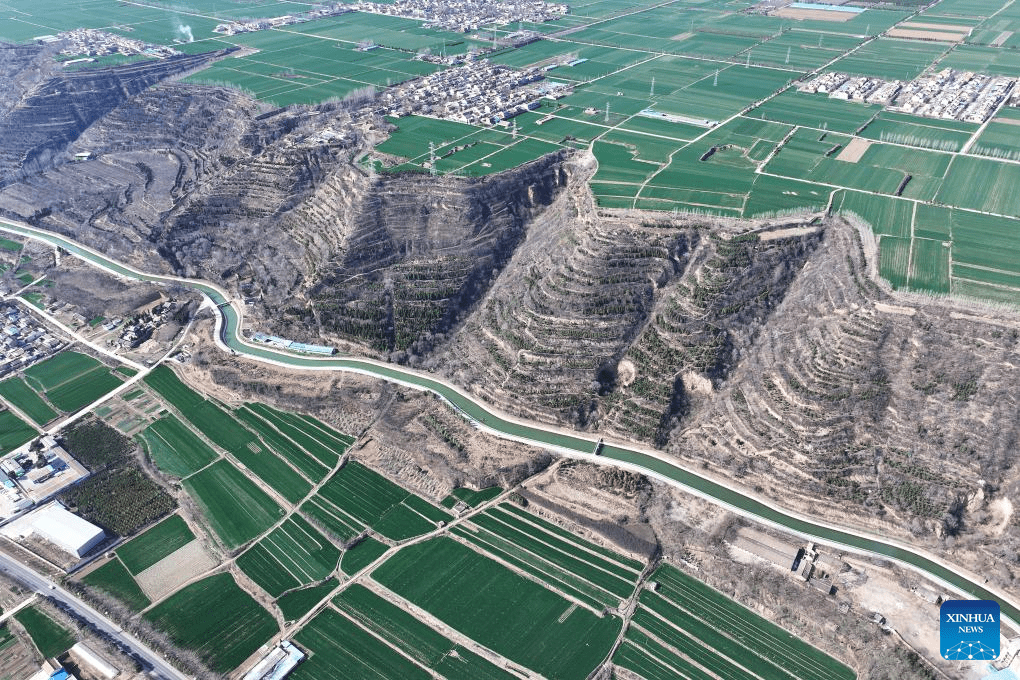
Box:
(650, 76), (655, 98)
(713, 70), (718, 87)
(746, 52), (750, 68)
(429, 141), (437, 176)
(785, 46), (791, 64)
(605, 102), (610, 122)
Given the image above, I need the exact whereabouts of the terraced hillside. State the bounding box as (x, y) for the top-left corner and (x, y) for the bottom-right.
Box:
(0, 44), (55, 122)
(309, 153), (568, 353)
(438, 186), (1020, 561)
(441, 170), (822, 444)
(0, 50), (230, 187)
(0, 54), (573, 353)
(658, 221), (1020, 568)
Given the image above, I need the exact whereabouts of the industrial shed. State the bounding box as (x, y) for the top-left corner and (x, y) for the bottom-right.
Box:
(9, 502), (105, 558)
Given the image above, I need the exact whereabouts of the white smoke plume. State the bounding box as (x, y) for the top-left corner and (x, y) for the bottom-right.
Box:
(174, 20), (194, 42)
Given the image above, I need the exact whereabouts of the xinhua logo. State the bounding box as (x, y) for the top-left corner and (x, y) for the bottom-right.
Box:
(940, 600), (1000, 661)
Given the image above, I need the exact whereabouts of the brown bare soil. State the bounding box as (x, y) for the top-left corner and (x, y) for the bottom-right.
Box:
(0, 629), (37, 680)
(886, 28), (966, 42)
(994, 115), (1020, 126)
(758, 225), (821, 241)
(899, 21), (972, 32)
(135, 540), (218, 603)
(836, 137), (872, 163)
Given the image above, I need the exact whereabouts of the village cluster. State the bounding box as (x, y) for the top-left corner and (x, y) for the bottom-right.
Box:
(350, 0), (567, 32)
(799, 68), (1016, 123)
(48, 29), (179, 60)
(0, 303), (64, 379)
(213, 4), (352, 36)
(381, 60), (567, 124)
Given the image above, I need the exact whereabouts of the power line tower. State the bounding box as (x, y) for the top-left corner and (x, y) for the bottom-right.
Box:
(605, 102), (610, 122)
(746, 52), (751, 68)
(650, 76), (655, 98)
(429, 141), (437, 176)
(512, 119), (518, 139)
(785, 46), (791, 64)
(713, 70), (719, 87)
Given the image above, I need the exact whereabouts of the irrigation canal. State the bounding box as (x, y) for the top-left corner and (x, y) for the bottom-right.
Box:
(2, 218), (1017, 628)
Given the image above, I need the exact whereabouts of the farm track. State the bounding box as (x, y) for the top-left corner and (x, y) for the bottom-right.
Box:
(1, 217), (1019, 629)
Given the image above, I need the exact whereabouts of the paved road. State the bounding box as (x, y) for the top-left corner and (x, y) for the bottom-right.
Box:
(0, 552), (188, 680)
(1, 218), (1018, 631)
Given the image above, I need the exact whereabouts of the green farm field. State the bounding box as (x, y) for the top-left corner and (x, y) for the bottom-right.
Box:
(182, 459), (283, 549)
(23, 351), (102, 391)
(837, 192), (915, 238)
(243, 402), (346, 468)
(300, 461), (441, 541)
(143, 366), (313, 501)
(143, 365), (204, 411)
(340, 536), (390, 575)
(334, 584), (455, 666)
(373, 536), (623, 680)
(328, 584), (520, 679)
(82, 558), (150, 610)
(441, 486), (502, 508)
(144, 573), (278, 673)
(14, 607), (75, 658)
(454, 505), (642, 609)
(277, 578), (340, 622)
(45, 369), (124, 412)
(859, 114), (974, 152)
(936, 155), (1020, 216)
(292, 607), (430, 680)
(908, 239), (951, 292)
(0, 410), (35, 453)
(831, 38), (949, 81)
(237, 515), (340, 597)
(879, 236), (911, 289)
(0, 377), (57, 425)
(234, 406), (333, 482)
(137, 414), (219, 477)
(117, 514), (196, 574)
(616, 564), (856, 680)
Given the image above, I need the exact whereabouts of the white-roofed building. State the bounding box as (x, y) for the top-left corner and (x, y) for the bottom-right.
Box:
(4, 502), (105, 558)
(70, 643), (119, 679)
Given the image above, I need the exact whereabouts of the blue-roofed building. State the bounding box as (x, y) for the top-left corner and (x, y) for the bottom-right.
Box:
(289, 342), (336, 356)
